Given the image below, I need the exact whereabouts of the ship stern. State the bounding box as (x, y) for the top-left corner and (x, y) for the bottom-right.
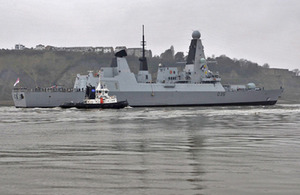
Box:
(12, 89), (27, 108)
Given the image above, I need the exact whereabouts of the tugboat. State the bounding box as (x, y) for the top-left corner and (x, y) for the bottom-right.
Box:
(60, 73), (128, 109)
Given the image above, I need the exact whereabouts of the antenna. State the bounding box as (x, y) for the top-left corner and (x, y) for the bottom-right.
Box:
(139, 25), (148, 71)
(142, 25), (146, 59)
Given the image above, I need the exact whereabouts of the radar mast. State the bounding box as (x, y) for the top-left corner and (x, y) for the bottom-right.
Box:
(139, 25), (148, 71)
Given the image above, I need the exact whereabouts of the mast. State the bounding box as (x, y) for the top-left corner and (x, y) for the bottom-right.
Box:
(139, 25), (148, 71)
(142, 25), (145, 60)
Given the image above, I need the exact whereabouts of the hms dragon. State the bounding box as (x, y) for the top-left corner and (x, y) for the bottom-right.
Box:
(12, 28), (283, 108)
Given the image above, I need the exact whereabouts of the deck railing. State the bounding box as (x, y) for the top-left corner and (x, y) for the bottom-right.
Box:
(12, 87), (84, 92)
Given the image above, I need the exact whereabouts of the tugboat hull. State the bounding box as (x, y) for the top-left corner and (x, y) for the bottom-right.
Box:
(60, 100), (128, 109)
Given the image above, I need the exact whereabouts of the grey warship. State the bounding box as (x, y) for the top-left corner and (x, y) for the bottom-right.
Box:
(12, 29), (283, 107)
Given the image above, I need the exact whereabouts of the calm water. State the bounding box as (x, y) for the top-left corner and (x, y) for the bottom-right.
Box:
(0, 104), (299, 195)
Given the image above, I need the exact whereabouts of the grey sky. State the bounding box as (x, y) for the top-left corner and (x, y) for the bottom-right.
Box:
(1, 0), (299, 70)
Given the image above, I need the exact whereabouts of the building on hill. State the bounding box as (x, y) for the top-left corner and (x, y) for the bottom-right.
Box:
(95, 47), (114, 53)
(44, 46), (95, 52)
(31, 44), (151, 56)
(127, 48), (152, 58)
(115, 46), (127, 53)
(35, 44), (45, 50)
(261, 68), (294, 77)
(103, 47), (114, 53)
(45, 45), (56, 51)
(94, 47), (104, 53)
(63, 47), (94, 52)
(15, 44), (26, 50)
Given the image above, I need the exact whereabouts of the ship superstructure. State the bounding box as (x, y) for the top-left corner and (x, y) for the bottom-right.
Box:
(96, 30), (282, 106)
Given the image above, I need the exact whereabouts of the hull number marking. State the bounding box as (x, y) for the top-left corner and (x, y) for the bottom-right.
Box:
(217, 92), (226, 96)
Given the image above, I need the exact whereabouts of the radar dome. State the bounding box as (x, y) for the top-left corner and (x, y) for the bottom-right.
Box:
(247, 83), (256, 89)
(200, 58), (206, 64)
(192, 30), (201, 39)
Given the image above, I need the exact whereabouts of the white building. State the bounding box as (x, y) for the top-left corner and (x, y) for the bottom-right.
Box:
(15, 44), (25, 50)
(35, 44), (45, 50)
(103, 47), (114, 53)
(94, 47), (104, 53)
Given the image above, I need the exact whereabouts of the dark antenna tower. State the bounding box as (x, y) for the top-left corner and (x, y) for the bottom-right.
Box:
(139, 25), (148, 71)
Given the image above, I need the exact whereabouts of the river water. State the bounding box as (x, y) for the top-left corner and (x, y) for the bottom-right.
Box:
(0, 104), (299, 195)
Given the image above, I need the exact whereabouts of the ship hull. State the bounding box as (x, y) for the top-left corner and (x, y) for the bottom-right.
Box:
(109, 89), (283, 107)
(60, 101), (128, 109)
(12, 90), (85, 108)
(12, 88), (283, 108)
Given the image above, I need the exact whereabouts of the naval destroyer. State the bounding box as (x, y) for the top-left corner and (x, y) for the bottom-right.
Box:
(12, 29), (283, 107)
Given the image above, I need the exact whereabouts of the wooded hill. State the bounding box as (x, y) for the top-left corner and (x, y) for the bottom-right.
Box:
(0, 49), (299, 105)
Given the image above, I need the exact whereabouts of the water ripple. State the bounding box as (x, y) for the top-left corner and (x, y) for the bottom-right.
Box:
(0, 104), (299, 195)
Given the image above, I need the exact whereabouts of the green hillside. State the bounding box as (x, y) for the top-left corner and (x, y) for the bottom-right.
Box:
(0, 50), (299, 105)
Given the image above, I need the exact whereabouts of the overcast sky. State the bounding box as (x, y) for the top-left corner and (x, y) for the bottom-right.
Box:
(1, 0), (299, 70)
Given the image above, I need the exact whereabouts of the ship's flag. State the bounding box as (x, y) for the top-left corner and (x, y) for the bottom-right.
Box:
(13, 78), (20, 87)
